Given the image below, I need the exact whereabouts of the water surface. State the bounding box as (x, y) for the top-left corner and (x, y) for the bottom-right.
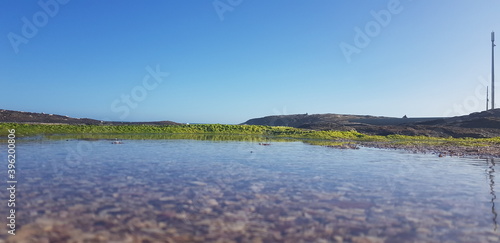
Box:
(2, 137), (499, 242)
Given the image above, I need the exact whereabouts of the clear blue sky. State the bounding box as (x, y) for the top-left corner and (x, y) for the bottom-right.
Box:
(1, 0), (499, 124)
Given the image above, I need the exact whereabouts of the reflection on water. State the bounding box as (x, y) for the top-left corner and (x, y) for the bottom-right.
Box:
(487, 158), (497, 231)
(3, 137), (500, 242)
(38, 133), (294, 142)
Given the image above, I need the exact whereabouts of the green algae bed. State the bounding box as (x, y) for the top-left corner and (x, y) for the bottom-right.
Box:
(1, 123), (500, 156)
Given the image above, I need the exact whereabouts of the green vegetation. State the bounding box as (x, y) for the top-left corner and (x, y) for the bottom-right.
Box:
(0, 123), (499, 147)
(382, 134), (500, 147)
(0, 123), (371, 139)
(0, 123), (268, 137)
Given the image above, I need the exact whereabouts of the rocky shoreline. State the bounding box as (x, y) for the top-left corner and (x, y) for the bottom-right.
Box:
(358, 141), (500, 159)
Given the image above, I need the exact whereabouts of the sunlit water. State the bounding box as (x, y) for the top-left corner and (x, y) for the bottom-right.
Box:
(2, 138), (499, 242)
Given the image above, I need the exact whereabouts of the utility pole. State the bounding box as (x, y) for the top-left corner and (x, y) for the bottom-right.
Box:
(492, 31), (496, 109)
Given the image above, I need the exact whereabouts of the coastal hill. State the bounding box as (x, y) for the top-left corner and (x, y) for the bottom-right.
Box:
(0, 109), (180, 126)
(2, 108), (500, 138)
(242, 113), (439, 128)
(242, 110), (500, 138)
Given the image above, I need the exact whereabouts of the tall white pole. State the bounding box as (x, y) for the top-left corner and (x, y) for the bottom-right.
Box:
(492, 31), (495, 109)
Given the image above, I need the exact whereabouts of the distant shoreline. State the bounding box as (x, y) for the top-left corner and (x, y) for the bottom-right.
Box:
(4, 108), (500, 138)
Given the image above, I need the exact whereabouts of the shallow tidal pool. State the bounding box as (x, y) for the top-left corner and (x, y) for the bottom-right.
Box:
(1, 137), (499, 242)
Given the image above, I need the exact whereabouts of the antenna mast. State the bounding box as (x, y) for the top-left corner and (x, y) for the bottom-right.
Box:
(492, 31), (496, 109)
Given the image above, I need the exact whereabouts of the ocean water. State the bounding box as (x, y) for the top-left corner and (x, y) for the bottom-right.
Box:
(2, 137), (499, 242)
